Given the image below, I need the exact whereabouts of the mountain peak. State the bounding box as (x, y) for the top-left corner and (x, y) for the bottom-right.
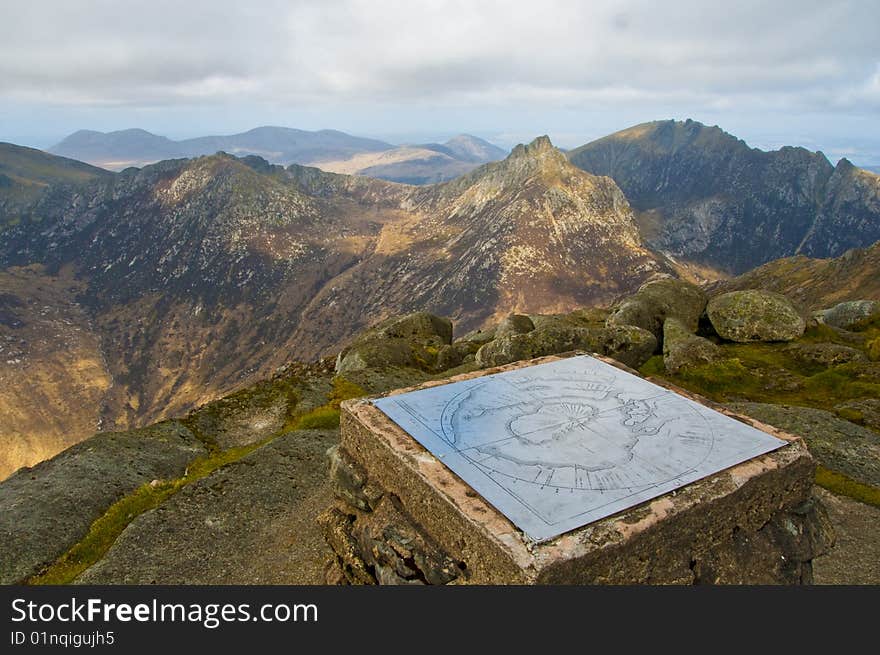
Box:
(509, 135), (555, 158)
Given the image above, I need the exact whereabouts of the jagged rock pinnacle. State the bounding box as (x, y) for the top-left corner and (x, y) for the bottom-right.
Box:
(509, 135), (556, 159)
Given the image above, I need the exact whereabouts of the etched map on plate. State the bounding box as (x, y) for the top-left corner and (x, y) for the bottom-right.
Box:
(372, 355), (786, 542)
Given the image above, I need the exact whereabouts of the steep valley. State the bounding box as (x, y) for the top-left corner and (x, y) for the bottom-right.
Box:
(0, 136), (664, 477)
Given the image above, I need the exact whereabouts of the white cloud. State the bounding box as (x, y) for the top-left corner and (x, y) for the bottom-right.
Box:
(1, 0), (877, 112)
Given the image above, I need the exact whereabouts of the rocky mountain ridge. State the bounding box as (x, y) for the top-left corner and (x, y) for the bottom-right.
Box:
(0, 136), (660, 476)
(568, 119), (880, 274)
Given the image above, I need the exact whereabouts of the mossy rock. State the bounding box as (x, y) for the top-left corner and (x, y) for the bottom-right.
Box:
(728, 402), (880, 489)
(335, 337), (420, 373)
(494, 313), (535, 338)
(335, 312), (454, 374)
(835, 399), (880, 432)
(0, 421), (206, 584)
(819, 300), (880, 331)
(530, 308), (608, 330)
(455, 325), (496, 346)
(606, 277), (707, 339)
(436, 341), (480, 370)
(707, 290), (805, 342)
(662, 317), (721, 374)
(786, 342), (868, 368)
(475, 324), (656, 369)
(372, 312), (453, 346)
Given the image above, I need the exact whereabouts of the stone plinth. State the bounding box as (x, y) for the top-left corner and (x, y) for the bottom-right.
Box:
(319, 353), (834, 584)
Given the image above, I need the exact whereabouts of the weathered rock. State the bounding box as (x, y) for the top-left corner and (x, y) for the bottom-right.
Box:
(455, 325), (496, 346)
(373, 312), (453, 346)
(529, 308), (608, 331)
(0, 421), (206, 584)
(819, 300), (880, 331)
(835, 399), (880, 432)
(662, 318), (721, 373)
(494, 314), (535, 338)
(606, 278), (708, 338)
(335, 312), (454, 373)
(728, 402), (880, 488)
(77, 430), (338, 584)
(475, 324), (656, 369)
(597, 325), (658, 369)
(786, 342), (868, 368)
(324, 496), (462, 586)
(335, 337), (419, 373)
(436, 341), (480, 371)
(812, 486), (880, 584)
(707, 290), (806, 342)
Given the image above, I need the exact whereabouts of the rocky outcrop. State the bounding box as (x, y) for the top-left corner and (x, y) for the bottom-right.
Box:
(662, 318), (721, 373)
(606, 277), (707, 339)
(835, 399), (880, 432)
(819, 300), (880, 330)
(707, 290), (806, 342)
(728, 403), (880, 488)
(495, 314), (535, 338)
(786, 343), (867, 368)
(76, 429), (337, 584)
(335, 312), (453, 373)
(568, 119), (880, 274)
(0, 422), (206, 584)
(474, 324), (656, 369)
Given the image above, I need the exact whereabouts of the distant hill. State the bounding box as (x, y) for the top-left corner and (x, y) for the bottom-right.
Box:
(312, 134), (508, 184)
(568, 119), (880, 274)
(0, 142), (108, 227)
(50, 126), (394, 170)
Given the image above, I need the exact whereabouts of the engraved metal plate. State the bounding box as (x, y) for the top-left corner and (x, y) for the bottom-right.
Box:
(372, 355), (786, 542)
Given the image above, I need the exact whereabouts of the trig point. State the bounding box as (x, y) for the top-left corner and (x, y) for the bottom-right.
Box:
(319, 353), (833, 584)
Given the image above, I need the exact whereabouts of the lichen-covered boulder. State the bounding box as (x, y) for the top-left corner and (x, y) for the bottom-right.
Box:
(335, 337), (420, 373)
(475, 324), (656, 369)
(662, 318), (721, 373)
(786, 342), (868, 367)
(454, 325), (496, 346)
(606, 278), (707, 338)
(818, 300), (880, 331)
(335, 312), (454, 374)
(494, 314), (535, 338)
(435, 341), (479, 371)
(707, 290), (805, 342)
(371, 312), (453, 346)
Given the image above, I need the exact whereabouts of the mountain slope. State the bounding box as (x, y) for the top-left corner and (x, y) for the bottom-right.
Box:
(568, 119), (880, 274)
(0, 142), (108, 224)
(0, 152), (410, 473)
(313, 134), (507, 184)
(0, 137), (669, 475)
(291, 136), (670, 355)
(50, 126), (394, 170)
(711, 241), (880, 309)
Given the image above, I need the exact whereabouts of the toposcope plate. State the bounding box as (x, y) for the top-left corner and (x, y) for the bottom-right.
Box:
(372, 355), (787, 542)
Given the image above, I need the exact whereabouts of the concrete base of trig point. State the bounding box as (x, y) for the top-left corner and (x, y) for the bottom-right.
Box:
(318, 353), (834, 585)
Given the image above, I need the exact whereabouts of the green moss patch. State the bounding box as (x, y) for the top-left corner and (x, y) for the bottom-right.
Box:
(289, 376), (366, 431)
(815, 466), (880, 508)
(28, 440), (271, 585)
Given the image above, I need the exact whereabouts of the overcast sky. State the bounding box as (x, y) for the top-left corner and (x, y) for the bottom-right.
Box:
(1, 0), (878, 164)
